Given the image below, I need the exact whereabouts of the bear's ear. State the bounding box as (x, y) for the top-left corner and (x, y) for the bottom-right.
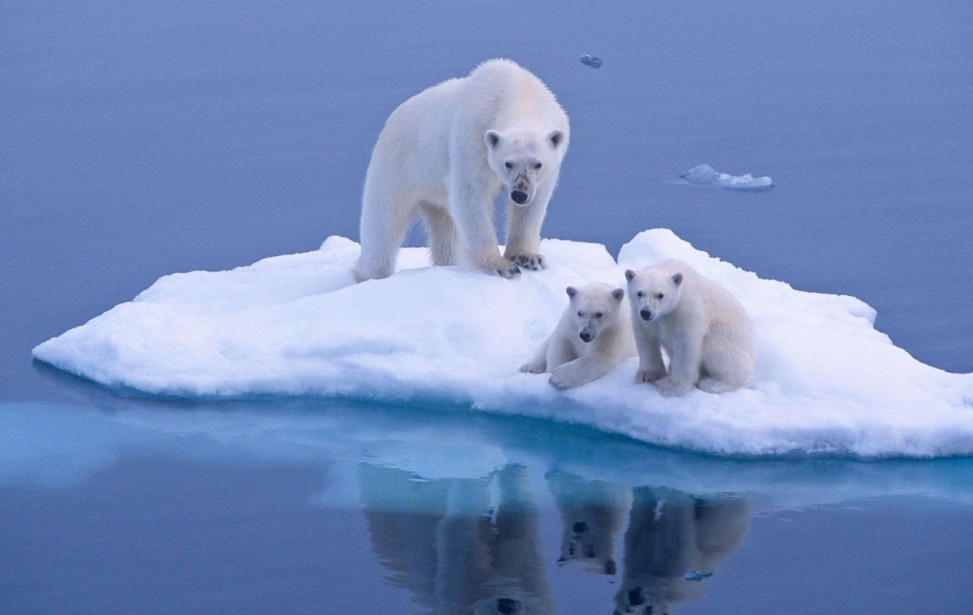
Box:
(549, 130), (564, 148)
(484, 130), (502, 149)
(611, 288), (625, 302)
(624, 269), (636, 283)
(672, 273), (683, 286)
(566, 286), (577, 298)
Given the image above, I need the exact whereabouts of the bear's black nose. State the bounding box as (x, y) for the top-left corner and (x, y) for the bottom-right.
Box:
(640, 309), (652, 321)
(511, 190), (529, 204)
(579, 331), (592, 342)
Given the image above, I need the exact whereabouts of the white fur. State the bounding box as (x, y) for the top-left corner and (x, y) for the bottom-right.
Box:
(520, 283), (636, 390)
(625, 260), (756, 396)
(353, 59), (570, 281)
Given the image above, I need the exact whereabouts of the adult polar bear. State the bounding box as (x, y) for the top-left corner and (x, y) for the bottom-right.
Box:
(353, 59), (570, 281)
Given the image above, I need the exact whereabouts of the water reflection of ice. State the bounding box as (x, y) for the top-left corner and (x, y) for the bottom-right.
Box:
(3, 399), (973, 509)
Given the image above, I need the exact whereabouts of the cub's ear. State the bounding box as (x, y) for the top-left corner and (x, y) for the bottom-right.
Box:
(611, 288), (625, 302)
(484, 130), (502, 149)
(549, 130), (564, 148)
(672, 273), (683, 286)
(566, 286), (578, 298)
(624, 269), (636, 283)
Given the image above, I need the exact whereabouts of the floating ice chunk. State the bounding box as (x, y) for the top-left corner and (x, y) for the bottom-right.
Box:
(580, 54), (602, 68)
(31, 229), (973, 458)
(683, 570), (713, 581)
(680, 164), (774, 192)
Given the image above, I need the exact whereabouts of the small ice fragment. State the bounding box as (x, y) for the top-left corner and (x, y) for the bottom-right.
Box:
(683, 570), (713, 581)
(681, 164), (721, 185)
(680, 163), (774, 192)
(580, 54), (602, 68)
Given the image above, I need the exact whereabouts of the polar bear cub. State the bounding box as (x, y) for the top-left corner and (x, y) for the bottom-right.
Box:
(353, 59), (570, 282)
(521, 283), (637, 390)
(625, 260), (755, 396)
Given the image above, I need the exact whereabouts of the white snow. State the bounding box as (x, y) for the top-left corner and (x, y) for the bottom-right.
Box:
(32, 229), (973, 458)
(680, 163), (774, 191)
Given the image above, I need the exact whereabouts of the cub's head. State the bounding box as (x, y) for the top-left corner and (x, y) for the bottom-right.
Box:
(565, 283), (625, 343)
(625, 267), (683, 322)
(484, 128), (566, 206)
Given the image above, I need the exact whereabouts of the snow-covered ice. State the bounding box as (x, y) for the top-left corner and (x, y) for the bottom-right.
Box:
(680, 163), (774, 191)
(32, 229), (973, 458)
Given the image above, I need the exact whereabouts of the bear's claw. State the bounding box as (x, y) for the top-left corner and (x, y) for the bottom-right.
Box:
(510, 254), (545, 271)
(496, 263), (522, 278)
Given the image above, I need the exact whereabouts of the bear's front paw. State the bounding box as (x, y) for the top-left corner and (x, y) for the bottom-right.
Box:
(653, 376), (694, 397)
(636, 367), (666, 384)
(484, 255), (521, 278)
(508, 253), (545, 271)
(520, 360), (546, 374)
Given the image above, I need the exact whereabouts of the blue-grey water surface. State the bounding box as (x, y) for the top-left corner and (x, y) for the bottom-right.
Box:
(2, 2), (972, 613)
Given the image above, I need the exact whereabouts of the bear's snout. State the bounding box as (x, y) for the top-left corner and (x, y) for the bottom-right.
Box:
(579, 331), (593, 342)
(511, 190), (529, 204)
(640, 309), (653, 321)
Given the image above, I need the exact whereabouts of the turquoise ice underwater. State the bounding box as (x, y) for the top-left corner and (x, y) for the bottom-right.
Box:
(32, 226), (973, 458)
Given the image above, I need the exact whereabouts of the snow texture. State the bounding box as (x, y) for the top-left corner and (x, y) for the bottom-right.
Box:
(32, 229), (973, 458)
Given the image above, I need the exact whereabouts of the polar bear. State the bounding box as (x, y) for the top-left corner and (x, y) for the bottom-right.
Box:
(520, 283), (636, 390)
(625, 260), (755, 396)
(352, 59), (570, 282)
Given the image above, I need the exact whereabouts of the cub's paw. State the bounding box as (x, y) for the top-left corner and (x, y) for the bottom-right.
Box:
(653, 376), (694, 397)
(548, 364), (581, 391)
(697, 377), (740, 394)
(508, 253), (545, 271)
(636, 367), (666, 384)
(520, 361), (546, 374)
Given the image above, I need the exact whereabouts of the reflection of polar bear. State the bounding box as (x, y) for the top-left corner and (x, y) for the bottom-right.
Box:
(359, 464), (553, 614)
(625, 260), (755, 396)
(520, 284), (636, 390)
(546, 471), (631, 576)
(613, 488), (750, 615)
(353, 59), (570, 282)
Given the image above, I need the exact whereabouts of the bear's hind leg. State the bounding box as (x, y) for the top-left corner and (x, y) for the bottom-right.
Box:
(419, 200), (458, 266)
(354, 188), (418, 281)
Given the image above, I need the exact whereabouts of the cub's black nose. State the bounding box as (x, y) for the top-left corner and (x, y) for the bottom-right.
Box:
(579, 331), (592, 342)
(640, 309), (652, 321)
(511, 190), (528, 204)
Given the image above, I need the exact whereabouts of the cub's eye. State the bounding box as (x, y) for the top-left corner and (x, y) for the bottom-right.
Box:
(656, 293), (664, 300)
(594, 312), (603, 318)
(577, 311), (583, 317)
(504, 162), (514, 169)
(636, 291), (644, 298)
(532, 162), (543, 170)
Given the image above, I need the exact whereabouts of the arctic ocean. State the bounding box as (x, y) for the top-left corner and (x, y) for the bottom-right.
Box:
(3, 1), (973, 613)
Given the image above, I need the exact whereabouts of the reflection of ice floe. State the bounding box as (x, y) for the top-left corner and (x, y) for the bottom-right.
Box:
(680, 163), (774, 191)
(31, 228), (973, 458)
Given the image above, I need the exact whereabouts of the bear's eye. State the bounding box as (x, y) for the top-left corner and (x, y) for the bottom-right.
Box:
(594, 312), (603, 318)
(504, 161), (514, 169)
(656, 293), (664, 300)
(577, 311), (583, 317)
(533, 162), (543, 170)
(636, 291), (644, 298)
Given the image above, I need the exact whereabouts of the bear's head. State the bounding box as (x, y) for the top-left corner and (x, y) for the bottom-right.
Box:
(565, 283), (625, 343)
(484, 128), (566, 206)
(625, 268), (683, 322)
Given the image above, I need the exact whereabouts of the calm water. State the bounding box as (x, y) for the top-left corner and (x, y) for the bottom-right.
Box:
(3, 2), (972, 613)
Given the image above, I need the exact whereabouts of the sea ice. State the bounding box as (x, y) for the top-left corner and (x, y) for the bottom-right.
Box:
(32, 229), (973, 458)
(680, 163), (773, 191)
